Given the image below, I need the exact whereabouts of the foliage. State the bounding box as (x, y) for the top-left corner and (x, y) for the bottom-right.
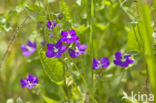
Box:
(0, 0), (156, 103)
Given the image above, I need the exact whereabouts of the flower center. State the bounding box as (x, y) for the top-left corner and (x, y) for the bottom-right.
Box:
(54, 47), (58, 53)
(98, 61), (102, 67)
(121, 58), (126, 62)
(27, 46), (33, 51)
(67, 34), (71, 39)
(75, 47), (79, 53)
(28, 81), (32, 85)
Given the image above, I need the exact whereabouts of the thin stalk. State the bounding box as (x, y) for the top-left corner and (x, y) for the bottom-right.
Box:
(45, 0), (58, 39)
(0, 16), (30, 70)
(63, 63), (70, 103)
(83, 0), (95, 101)
(89, 0), (95, 102)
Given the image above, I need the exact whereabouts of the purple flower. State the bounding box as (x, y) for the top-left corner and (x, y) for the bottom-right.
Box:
(20, 74), (38, 89)
(47, 20), (57, 30)
(113, 52), (134, 67)
(46, 40), (67, 58)
(68, 40), (87, 58)
(61, 30), (79, 44)
(92, 57), (110, 70)
(21, 40), (36, 56)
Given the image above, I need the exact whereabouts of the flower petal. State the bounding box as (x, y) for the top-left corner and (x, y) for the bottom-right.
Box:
(32, 76), (38, 85)
(22, 52), (32, 57)
(101, 57), (110, 68)
(124, 55), (134, 65)
(61, 31), (68, 36)
(124, 55), (131, 58)
(61, 37), (67, 42)
(54, 52), (62, 58)
(127, 58), (134, 64)
(66, 39), (74, 44)
(68, 49), (77, 58)
(32, 42), (37, 48)
(72, 35), (79, 40)
(47, 20), (57, 30)
(60, 46), (67, 53)
(115, 51), (122, 59)
(47, 44), (55, 50)
(26, 74), (34, 82)
(21, 45), (28, 52)
(120, 62), (129, 67)
(69, 30), (76, 36)
(20, 79), (28, 88)
(113, 59), (122, 66)
(27, 40), (34, 47)
(75, 40), (81, 47)
(79, 44), (87, 51)
(55, 40), (62, 48)
(92, 58), (101, 70)
(46, 51), (55, 58)
(27, 85), (33, 89)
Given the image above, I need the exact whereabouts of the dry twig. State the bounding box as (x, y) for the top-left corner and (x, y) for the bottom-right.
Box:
(0, 16), (30, 70)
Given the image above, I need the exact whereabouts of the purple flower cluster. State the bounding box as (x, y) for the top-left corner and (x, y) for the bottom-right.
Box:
(92, 51), (134, 70)
(61, 30), (79, 43)
(68, 40), (87, 58)
(46, 40), (67, 58)
(45, 21), (87, 58)
(93, 57), (110, 70)
(19, 20), (87, 90)
(113, 52), (134, 67)
(20, 20), (134, 90)
(21, 40), (36, 57)
(20, 74), (38, 89)
(47, 20), (57, 30)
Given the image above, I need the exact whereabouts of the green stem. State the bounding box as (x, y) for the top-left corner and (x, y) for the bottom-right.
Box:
(89, 0), (94, 102)
(63, 63), (70, 103)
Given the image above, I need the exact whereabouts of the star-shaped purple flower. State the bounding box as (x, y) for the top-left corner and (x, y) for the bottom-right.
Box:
(113, 51), (134, 67)
(68, 40), (87, 58)
(61, 30), (79, 44)
(46, 40), (67, 58)
(21, 40), (36, 56)
(20, 74), (38, 89)
(92, 57), (110, 70)
(47, 20), (57, 30)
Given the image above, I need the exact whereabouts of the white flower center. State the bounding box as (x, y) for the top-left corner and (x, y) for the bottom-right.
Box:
(121, 58), (126, 62)
(27, 46), (33, 51)
(54, 47), (58, 53)
(75, 47), (79, 53)
(28, 81), (32, 85)
(67, 34), (71, 39)
(98, 61), (102, 67)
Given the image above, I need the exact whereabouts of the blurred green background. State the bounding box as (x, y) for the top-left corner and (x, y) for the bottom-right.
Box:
(0, 0), (155, 103)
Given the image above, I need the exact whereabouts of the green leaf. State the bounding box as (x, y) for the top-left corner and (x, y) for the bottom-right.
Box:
(95, 23), (107, 31)
(121, 98), (133, 103)
(43, 96), (59, 103)
(40, 50), (64, 85)
(73, 25), (88, 34)
(26, 5), (42, 12)
(16, 97), (23, 103)
(25, 5), (45, 22)
(126, 24), (144, 52)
